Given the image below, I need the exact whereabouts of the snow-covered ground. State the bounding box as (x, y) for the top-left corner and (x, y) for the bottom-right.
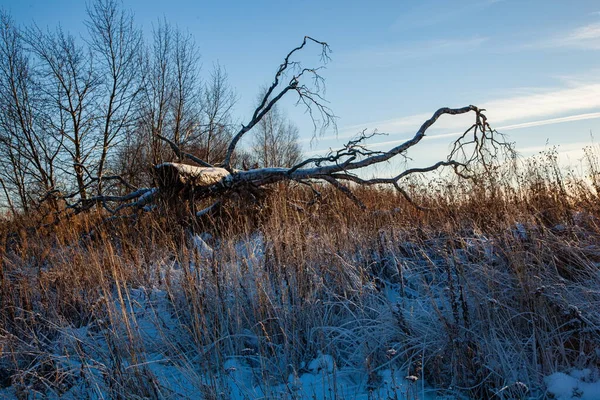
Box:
(2, 224), (600, 399)
(545, 370), (600, 400)
(0, 285), (437, 399)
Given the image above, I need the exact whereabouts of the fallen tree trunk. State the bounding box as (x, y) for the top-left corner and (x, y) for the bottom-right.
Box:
(43, 36), (513, 219)
(150, 103), (511, 215)
(155, 163), (231, 193)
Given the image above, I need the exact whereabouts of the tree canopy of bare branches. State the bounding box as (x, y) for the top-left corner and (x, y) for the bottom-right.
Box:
(250, 91), (302, 169)
(146, 37), (512, 218)
(0, 0), (512, 220)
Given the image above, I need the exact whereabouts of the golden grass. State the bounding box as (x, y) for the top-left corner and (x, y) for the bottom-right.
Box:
(1, 149), (600, 398)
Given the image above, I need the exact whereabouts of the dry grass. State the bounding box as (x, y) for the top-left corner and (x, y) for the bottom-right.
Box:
(1, 149), (600, 399)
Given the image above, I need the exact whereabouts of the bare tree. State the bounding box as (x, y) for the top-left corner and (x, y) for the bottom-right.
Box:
(123, 19), (207, 190)
(86, 0), (142, 195)
(111, 119), (151, 189)
(156, 63), (237, 169)
(0, 11), (60, 212)
(197, 64), (236, 165)
(138, 19), (174, 166)
(251, 100), (301, 168)
(170, 28), (201, 149)
(25, 24), (98, 202)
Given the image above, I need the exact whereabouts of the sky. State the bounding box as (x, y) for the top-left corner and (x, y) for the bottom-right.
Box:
(3, 0), (600, 172)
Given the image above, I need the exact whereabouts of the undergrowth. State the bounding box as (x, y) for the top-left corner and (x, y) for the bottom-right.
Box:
(1, 149), (600, 399)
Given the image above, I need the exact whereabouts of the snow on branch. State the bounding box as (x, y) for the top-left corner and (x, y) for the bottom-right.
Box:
(51, 37), (513, 218)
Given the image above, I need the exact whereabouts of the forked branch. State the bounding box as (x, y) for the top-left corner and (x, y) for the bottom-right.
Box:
(150, 105), (512, 212)
(46, 37), (513, 218)
(223, 36), (336, 169)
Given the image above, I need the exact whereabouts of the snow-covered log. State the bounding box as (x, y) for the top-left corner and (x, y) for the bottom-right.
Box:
(52, 37), (512, 218)
(155, 163), (231, 189)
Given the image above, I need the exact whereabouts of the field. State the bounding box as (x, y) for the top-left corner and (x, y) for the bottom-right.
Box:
(0, 149), (599, 399)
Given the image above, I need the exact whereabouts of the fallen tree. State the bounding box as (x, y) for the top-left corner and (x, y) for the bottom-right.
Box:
(48, 36), (513, 218)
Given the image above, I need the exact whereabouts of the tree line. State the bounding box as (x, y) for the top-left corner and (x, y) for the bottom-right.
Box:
(0, 0), (301, 216)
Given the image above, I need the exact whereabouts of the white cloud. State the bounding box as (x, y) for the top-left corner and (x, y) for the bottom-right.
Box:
(496, 112), (600, 131)
(567, 23), (600, 41)
(305, 82), (600, 155)
(481, 84), (600, 123)
(513, 22), (600, 52)
(361, 83), (600, 137)
(363, 112), (600, 150)
(357, 83), (600, 135)
(526, 22), (600, 50)
(558, 22), (600, 49)
(336, 36), (489, 69)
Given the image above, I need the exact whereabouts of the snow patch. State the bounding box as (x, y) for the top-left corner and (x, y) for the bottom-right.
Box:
(307, 352), (335, 374)
(545, 369), (600, 400)
(191, 234), (214, 259)
(156, 162), (231, 185)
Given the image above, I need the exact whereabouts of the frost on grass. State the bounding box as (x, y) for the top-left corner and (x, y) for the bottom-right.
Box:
(0, 282), (432, 399)
(3, 206), (600, 399)
(0, 231), (444, 399)
(191, 356), (429, 399)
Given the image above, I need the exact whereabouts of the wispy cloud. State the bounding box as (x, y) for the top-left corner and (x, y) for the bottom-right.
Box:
(568, 23), (600, 40)
(496, 112), (600, 131)
(305, 82), (600, 155)
(481, 83), (600, 122)
(361, 83), (600, 134)
(556, 22), (600, 49)
(336, 36), (489, 69)
(364, 112), (600, 150)
(521, 22), (600, 51)
(390, 0), (503, 32)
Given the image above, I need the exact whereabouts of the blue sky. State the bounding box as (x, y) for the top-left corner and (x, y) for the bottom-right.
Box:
(3, 0), (600, 170)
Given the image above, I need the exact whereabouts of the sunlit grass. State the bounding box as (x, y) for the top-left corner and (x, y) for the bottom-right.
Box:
(1, 148), (600, 399)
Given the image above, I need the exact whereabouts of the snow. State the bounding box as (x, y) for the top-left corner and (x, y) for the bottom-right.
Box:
(307, 352), (335, 374)
(513, 222), (528, 240)
(0, 282), (436, 400)
(223, 357), (436, 399)
(191, 233), (214, 259)
(8, 226), (600, 399)
(0, 279), (442, 399)
(156, 162), (231, 185)
(136, 187), (158, 206)
(545, 370), (600, 400)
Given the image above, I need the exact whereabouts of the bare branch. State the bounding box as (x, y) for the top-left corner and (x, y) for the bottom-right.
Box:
(393, 183), (431, 212)
(156, 134), (213, 167)
(150, 105), (512, 214)
(196, 200), (221, 218)
(223, 36), (334, 169)
(321, 175), (366, 210)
